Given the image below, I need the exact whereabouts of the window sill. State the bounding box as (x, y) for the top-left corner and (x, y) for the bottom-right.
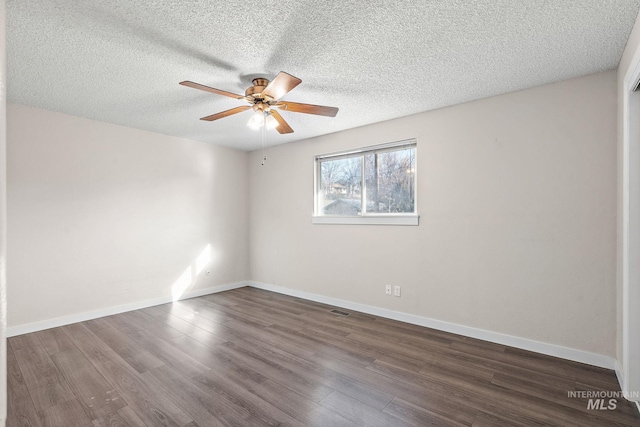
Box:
(312, 215), (419, 226)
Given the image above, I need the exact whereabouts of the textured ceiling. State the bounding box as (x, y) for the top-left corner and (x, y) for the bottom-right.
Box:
(7, 1), (640, 151)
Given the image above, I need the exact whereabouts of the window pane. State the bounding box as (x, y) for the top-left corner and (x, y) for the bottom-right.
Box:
(365, 147), (415, 213)
(320, 157), (362, 215)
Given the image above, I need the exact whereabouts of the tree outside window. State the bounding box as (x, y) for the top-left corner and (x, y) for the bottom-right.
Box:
(316, 141), (416, 216)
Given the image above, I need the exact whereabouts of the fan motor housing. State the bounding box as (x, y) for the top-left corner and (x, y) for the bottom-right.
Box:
(245, 78), (270, 98)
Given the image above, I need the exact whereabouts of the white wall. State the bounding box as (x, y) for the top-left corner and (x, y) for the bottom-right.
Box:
(249, 71), (617, 358)
(7, 103), (249, 330)
(4, 70), (618, 368)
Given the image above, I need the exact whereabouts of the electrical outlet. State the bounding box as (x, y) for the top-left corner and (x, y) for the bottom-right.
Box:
(385, 285), (392, 295)
(394, 286), (401, 297)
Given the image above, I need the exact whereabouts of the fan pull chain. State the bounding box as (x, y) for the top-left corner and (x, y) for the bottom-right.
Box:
(261, 112), (267, 166)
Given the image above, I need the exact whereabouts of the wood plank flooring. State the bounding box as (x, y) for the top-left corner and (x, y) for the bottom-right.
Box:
(7, 287), (640, 426)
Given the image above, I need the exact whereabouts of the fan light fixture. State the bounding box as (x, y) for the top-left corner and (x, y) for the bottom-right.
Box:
(247, 111), (278, 131)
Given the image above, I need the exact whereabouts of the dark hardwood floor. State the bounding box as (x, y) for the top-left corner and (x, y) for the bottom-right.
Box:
(7, 287), (640, 426)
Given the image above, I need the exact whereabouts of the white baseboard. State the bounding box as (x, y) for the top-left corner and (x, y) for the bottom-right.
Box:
(248, 281), (617, 370)
(6, 281), (248, 337)
(616, 360), (626, 393)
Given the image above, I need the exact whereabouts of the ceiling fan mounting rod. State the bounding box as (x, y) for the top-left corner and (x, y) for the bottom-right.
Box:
(252, 77), (269, 86)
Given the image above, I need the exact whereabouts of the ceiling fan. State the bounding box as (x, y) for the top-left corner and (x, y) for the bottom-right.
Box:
(179, 71), (338, 134)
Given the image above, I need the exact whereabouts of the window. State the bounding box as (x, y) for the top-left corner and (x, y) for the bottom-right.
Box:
(314, 139), (418, 225)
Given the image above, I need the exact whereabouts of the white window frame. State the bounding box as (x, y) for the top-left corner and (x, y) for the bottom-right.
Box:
(313, 139), (419, 226)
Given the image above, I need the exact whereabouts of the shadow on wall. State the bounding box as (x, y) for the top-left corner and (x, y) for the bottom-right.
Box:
(171, 244), (212, 301)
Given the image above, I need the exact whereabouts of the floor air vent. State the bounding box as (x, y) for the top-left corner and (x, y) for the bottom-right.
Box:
(330, 309), (350, 316)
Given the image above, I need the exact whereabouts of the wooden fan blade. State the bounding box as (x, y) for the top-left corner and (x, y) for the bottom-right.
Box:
(269, 110), (294, 134)
(180, 81), (244, 100)
(276, 101), (338, 117)
(200, 105), (251, 121)
(263, 72), (302, 101)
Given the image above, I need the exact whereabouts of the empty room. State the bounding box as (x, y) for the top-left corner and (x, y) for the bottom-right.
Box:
(2, 1), (640, 426)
